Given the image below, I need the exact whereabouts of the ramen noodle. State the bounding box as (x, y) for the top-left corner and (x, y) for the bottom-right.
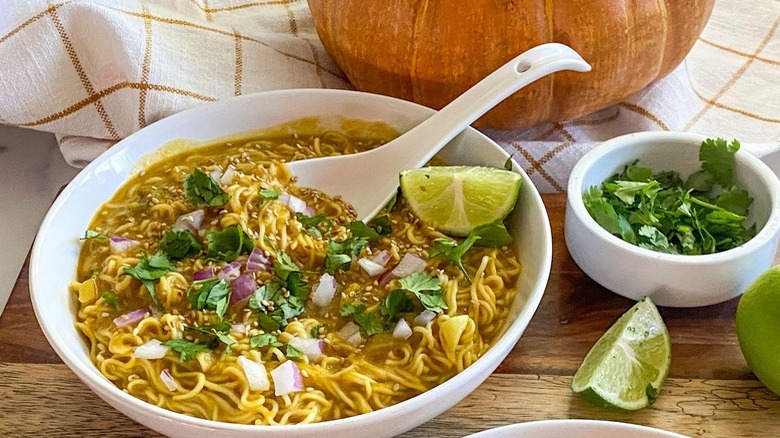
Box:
(72, 131), (521, 425)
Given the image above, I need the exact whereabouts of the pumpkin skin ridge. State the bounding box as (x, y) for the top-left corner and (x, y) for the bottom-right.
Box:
(307, 0), (715, 130)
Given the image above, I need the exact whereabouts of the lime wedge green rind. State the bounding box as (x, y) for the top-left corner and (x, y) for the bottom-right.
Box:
(399, 166), (521, 236)
(571, 297), (671, 410)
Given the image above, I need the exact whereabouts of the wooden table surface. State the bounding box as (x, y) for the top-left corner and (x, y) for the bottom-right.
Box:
(1, 194), (778, 437)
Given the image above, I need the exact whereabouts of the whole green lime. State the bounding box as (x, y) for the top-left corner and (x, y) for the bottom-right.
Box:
(736, 265), (780, 396)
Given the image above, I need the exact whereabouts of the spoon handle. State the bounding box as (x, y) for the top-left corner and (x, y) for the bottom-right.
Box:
(368, 43), (591, 170)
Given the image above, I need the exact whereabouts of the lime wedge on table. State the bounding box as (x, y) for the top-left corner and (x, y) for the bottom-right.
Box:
(399, 166), (521, 236)
(571, 297), (671, 410)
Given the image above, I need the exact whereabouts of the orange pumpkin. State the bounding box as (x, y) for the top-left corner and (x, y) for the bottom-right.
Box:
(308, 0), (715, 129)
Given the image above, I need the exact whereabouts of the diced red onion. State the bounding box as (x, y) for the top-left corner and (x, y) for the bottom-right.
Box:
(415, 310), (437, 327)
(173, 210), (205, 233)
(238, 356), (270, 391)
(217, 262), (241, 281)
(271, 360), (303, 396)
(312, 273), (337, 307)
(358, 257), (387, 277)
(338, 321), (363, 346)
(377, 268), (396, 286)
(209, 167), (222, 181)
(192, 267), (215, 281)
(391, 253), (427, 278)
(370, 250), (392, 267)
(113, 308), (149, 327)
(135, 339), (170, 360)
(279, 193), (309, 214)
(109, 236), (140, 255)
(246, 248), (273, 272)
(220, 166), (236, 185)
(393, 318), (413, 340)
(288, 337), (324, 362)
(230, 274), (256, 304)
(160, 369), (177, 392)
(303, 206), (316, 217)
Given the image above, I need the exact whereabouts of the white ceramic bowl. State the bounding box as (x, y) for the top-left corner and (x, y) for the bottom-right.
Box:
(30, 89), (552, 437)
(565, 131), (780, 307)
(468, 419), (687, 438)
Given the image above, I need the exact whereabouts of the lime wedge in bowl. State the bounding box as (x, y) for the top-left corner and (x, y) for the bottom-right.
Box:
(571, 297), (671, 410)
(399, 166), (521, 236)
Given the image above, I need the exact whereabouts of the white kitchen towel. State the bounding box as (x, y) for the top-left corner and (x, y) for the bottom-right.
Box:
(0, 0), (778, 192)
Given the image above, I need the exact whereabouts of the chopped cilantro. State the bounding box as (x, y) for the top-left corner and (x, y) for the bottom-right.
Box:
(101, 290), (122, 312)
(340, 302), (366, 317)
(82, 229), (107, 240)
(429, 235), (480, 282)
(250, 333), (283, 348)
(325, 237), (368, 274)
(380, 289), (414, 321)
(347, 216), (392, 241)
(285, 344), (304, 359)
(385, 192), (398, 212)
(310, 324), (323, 338)
(340, 302), (383, 336)
(123, 251), (177, 310)
(206, 226), (254, 262)
(160, 229), (201, 260)
(470, 220), (512, 247)
(583, 138), (755, 255)
(162, 338), (215, 361)
(274, 250), (300, 281)
(285, 271), (309, 301)
(247, 281), (304, 330)
(296, 212), (332, 238)
(187, 278), (232, 319)
(215, 332), (236, 355)
(184, 168), (230, 207)
(398, 272), (447, 313)
(257, 188), (279, 205)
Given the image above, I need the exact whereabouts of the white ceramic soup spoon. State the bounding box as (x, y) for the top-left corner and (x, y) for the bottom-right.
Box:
(287, 43), (591, 221)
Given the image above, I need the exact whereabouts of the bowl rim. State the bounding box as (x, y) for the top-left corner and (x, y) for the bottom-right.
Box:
(29, 88), (553, 433)
(567, 131), (780, 264)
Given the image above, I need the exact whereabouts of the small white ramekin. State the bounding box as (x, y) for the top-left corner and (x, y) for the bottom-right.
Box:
(565, 131), (780, 307)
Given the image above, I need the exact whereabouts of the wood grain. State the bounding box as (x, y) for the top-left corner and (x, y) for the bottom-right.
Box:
(1, 194), (779, 436)
(1, 364), (778, 437)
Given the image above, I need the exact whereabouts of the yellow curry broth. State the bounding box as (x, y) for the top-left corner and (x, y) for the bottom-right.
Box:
(73, 131), (521, 425)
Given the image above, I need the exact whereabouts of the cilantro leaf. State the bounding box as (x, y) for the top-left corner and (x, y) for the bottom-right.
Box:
(398, 273), (447, 313)
(187, 277), (232, 319)
(184, 320), (231, 336)
(160, 230), (201, 260)
(162, 338), (214, 361)
(215, 332), (236, 355)
(325, 237), (368, 274)
(716, 187), (753, 216)
(429, 236), (480, 282)
(248, 281), (304, 330)
(286, 344), (305, 359)
(347, 221), (381, 240)
(206, 226), (254, 262)
(250, 333), (283, 348)
(470, 220), (512, 247)
(381, 289), (414, 321)
(257, 188), (279, 205)
(369, 215), (393, 236)
(296, 212), (332, 238)
(340, 302), (366, 317)
(184, 168), (230, 207)
(101, 290), (122, 312)
(583, 186), (622, 235)
(310, 324), (323, 338)
(285, 271), (309, 301)
(123, 251), (176, 310)
(82, 229), (107, 240)
(699, 138), (739, 187)
(385, 192), (398, 213)
(274, 251), (300, 281)
(354, 312), (383, 336)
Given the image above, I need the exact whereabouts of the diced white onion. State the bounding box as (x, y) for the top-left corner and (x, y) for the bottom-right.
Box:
(220, 166), (236, 185)
(231, 323), (247, 334)
(271, 361), (303, 396)
(109, 236), (140, 255)
(391, 253), (427, 278)
(393, 318), (413, 340)
(370, 250), (392, 267)
(238, 356), (270, 391)
(172, 210), (205, 233)
(209, 167), (222, 181)
(134, 339), (170, 360)
(312, 273), (337, 307)
(358, 257), (386, 277)
(339, 322), (363, 346)
(279, 193), (309, 214)
(415, 310), (437, 327)
(159, 369), (177, 392)
(288, 337), (324, 362)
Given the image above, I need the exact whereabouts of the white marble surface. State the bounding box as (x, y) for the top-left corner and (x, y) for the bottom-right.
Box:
(0, 124), (78, 316)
